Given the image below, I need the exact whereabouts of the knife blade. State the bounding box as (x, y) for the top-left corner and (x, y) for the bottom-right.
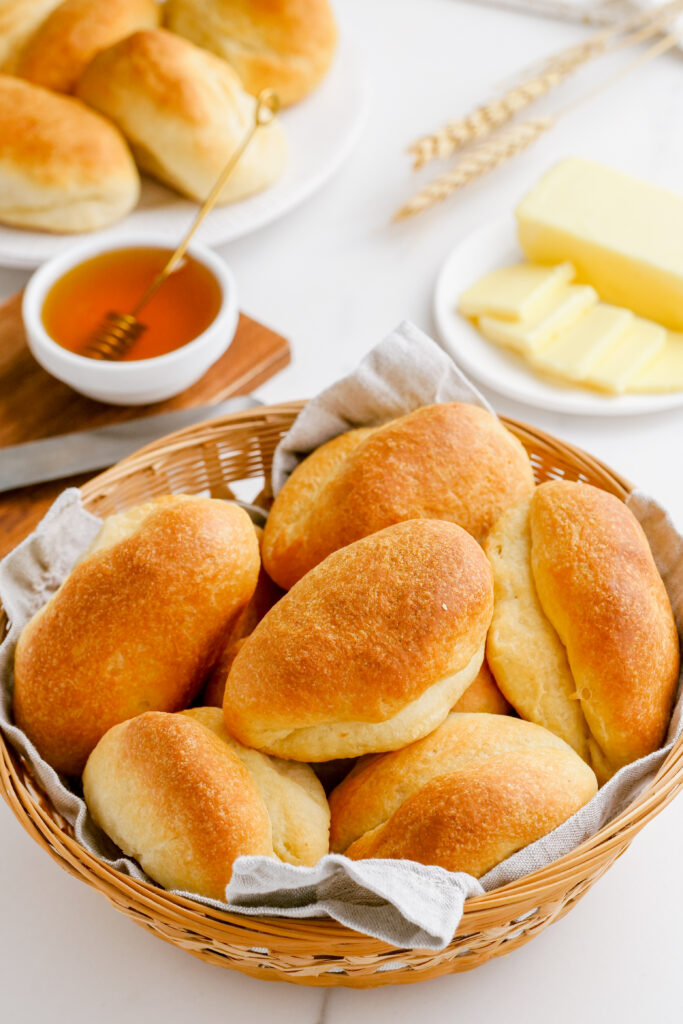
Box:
(0, 395), (262, 493)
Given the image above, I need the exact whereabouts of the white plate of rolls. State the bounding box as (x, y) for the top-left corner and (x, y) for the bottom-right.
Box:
(10, 402), (679, 900)
(0, 0), (368, 269)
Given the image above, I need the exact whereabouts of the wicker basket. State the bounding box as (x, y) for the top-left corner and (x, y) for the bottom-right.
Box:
(1, 400), (682, 988)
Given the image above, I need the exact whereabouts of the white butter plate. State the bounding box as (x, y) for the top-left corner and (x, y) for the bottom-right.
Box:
(0, 34), (368, 270)
(433, 218), (683, 416)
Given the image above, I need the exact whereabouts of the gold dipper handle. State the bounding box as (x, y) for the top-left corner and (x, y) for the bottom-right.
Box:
(131, 89), (280, 316)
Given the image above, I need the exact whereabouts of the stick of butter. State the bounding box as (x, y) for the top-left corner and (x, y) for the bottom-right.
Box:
(458, 262), (574, 321)
(478, 284), (597, 354)
(516, 159), (683, 330)
(532, 305), (634, 382)
(584, 318), (666, 393)
(628, 332), (683, 393)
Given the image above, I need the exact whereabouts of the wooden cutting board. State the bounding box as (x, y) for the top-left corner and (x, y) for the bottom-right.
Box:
(0, 292), (290, 555)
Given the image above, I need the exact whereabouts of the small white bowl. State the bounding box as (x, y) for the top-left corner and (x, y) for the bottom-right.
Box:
(22, 230), (239, 405)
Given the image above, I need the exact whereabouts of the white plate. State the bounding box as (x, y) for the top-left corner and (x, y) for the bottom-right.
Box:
(0, 34), (368, 269)
(433, 219), (683, 416)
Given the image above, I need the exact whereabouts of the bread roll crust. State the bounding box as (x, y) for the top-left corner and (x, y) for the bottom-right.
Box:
(224, 519), (494, 761)
(484, 495), (591, 759)
(165, 0), (338, 106)
(15, 0), (160, 94)
(0, 74), (139, 233)
(76, 29), (287, 205)
(530, 480), (679, 779)
(83, 712), (274, 899)
(345, 747), (597, 876)
(184, 708), (329, 866)
(262, 403), (535, 590)
(14, 495), (260, 775)
(262, 428), (374, 581)
(329, 713), (573, 854)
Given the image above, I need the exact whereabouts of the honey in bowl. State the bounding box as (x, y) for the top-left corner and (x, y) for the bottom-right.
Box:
(42, 247), (223, 361)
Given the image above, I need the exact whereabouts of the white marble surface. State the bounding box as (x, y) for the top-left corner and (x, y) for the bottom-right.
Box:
(1, 1), (683, 1020)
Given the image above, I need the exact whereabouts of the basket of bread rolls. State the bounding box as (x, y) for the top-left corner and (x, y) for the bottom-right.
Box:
(0, 0), (338, 235)
(1, 321), (681, 988)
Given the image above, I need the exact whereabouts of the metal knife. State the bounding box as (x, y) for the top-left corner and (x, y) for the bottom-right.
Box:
(0, 395), (262, 494)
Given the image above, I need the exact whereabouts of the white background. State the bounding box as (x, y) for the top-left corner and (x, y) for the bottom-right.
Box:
(1, 1), (682, 1021)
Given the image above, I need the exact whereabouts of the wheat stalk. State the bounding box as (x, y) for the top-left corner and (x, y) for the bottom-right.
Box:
(407, 0), (683, 169)
(408, 48), (592, 169)
(397, 30), (679, 222)
(395, 117), (554, 221)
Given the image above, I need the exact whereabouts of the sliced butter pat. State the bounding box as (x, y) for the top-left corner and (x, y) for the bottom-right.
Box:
(458, 262), (574, 322)
(479, 284), (597, 355)
(584, 318), (666, 393)
(628, 332), (683, 393)
(516, 158), (683, 330)
(532, 304), (633, 382)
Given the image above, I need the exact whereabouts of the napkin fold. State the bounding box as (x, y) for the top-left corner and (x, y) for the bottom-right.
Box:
(1, 321), (681, 952)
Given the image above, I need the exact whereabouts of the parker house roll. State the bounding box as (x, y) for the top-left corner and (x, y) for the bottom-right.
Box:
(165, 0), (338, 107)
(77, 29), (287, 205)
(83, 709), (329, 900)
(14, 0), (160, 94)
(330, 714), (597, 874)
(0, 75), (139, 233)
(224, 518), (494, 761)
(262, 403), (535, 590)
(14, 496), (260, 776)
(485, 481), (679, 782)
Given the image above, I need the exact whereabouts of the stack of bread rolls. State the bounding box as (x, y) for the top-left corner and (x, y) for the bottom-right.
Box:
(13, 402), (679, 902)
(0, 0), (337, 232)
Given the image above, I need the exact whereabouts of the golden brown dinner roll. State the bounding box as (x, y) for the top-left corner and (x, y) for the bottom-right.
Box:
(84, 712), (271, 899)
(165, 0), (337, 106)
(262, 403), (535, 590)
(486, 481), (679, 782)
(485, 495), (591, 760)
(530, 481), (679, 781)
(83, 710), (329, 899)
(15, 0), (160, 94)
(0, 75), (139, 232)
(77, 29), (287, 205)
(224, 519), (494, 761)
(185, 708), (329, 866)
(330, 714), (597, 874)
(452, 659), (512, 715)
(0, 0), (61, 71)
(14, 496), (260, 776)
(330, 713), (591, 853)
(346, 749), (596, 874)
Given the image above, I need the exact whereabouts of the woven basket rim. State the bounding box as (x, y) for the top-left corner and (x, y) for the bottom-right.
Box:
(1, 401), (681, 948)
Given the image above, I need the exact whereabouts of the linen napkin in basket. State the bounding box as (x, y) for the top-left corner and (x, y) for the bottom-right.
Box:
(1, 321), (681, 952)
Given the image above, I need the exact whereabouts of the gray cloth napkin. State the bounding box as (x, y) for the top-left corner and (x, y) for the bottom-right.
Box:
(1, 321), (681, 952)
